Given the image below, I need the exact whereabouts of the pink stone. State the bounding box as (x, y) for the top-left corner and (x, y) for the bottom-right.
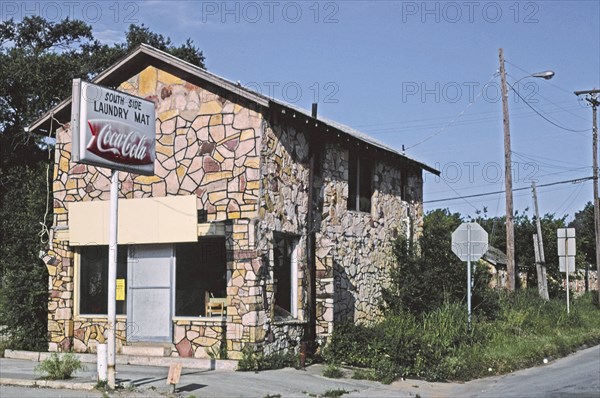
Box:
(198, 142), (215, 155)
(240, 175), (247, 192)
(180, 175), (198, 193)
(176, 337), (193, 358)
(209, 125), (225, 142)
(153, 181), (166, 197)
(224, 138), (239, 151)
(203, 157), (220, 173)
(71, 164), (86, 174)
(235, 138), (256, 157)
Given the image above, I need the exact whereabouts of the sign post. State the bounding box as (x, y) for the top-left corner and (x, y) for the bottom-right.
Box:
(71, 79), (156, 388)
(557, 228), (576, 314)
(452, 222), (488, 329)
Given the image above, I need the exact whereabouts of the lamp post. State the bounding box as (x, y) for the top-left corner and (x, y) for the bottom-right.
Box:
(498, 48), (554, 291)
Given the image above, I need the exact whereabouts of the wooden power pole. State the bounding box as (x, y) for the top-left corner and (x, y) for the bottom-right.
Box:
(574, 89), (600, 305)
(499, 48), (516, 291)
(532, 182), (549, 300)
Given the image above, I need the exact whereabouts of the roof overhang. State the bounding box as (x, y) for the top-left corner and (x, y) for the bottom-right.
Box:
(29, 44), (439, 175)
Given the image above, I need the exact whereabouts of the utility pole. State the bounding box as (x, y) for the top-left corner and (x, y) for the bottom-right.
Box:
(499, 48), (516, 291)
(532, 181), (549, 300)
(574, 89), (599, 305)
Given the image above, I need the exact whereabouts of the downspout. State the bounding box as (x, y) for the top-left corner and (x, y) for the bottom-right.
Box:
(304, 103), (318, 357)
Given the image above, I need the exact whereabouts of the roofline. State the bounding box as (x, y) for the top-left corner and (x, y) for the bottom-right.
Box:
(29, 44), (439, 175)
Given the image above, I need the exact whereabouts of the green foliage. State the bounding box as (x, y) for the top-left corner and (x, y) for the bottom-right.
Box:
(570, 202), (596, 269)
(0, 164), (49, 350)
(326, 291), (600, 383)
(322, 389), (350, 398)
(382, 209), (492, 316)
(322, 364), (344, 378)
(477, 209), (570, 296)
(34, 353), (85, 380)
(237, 345), (298, 371)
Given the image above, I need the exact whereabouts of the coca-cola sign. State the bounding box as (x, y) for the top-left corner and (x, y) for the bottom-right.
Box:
(71, 79), (156, 175)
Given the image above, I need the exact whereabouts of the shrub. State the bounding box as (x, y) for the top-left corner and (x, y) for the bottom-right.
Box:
(34, 353), (85, 380)
(322, 364), (344, 379)
(237, 345), (298, 371)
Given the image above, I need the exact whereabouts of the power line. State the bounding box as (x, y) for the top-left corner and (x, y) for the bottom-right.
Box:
(424, 176), (593, 204)
(508, 82), (590, 135)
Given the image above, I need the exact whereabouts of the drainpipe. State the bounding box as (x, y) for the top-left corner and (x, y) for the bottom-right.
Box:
(304, 103), (318, 356)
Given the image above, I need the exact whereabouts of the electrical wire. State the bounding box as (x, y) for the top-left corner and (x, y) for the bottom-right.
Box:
(508, 82), (590, 135)
(424, 176), (593, 204)
(404, 73), (497, 150)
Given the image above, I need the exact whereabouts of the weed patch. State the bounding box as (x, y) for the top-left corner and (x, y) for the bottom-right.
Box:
(325, 291), (600, 383)
(34, 352), (85, 380)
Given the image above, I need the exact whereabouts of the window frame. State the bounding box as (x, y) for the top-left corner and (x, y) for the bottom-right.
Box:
(272, 233), (300, 320)
(75, 245), (128, 319)
(174, 237), (227, 318)
(347, 153), (373, 213)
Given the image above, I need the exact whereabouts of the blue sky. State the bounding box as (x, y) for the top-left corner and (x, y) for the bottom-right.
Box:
(4, 0), (598, 220)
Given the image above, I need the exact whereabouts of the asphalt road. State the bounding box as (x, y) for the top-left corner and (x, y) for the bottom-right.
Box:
(1, 345), (599, 397)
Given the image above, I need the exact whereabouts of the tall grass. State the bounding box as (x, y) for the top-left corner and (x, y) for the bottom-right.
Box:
(325, 291), (600, 382)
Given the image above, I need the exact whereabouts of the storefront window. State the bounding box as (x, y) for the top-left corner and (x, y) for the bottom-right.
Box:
(79, 246), (127, 315)
(175, 237), (227, 317)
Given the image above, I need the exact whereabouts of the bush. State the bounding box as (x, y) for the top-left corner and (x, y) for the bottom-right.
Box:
(237, 345), (298, 371)
(34, 353), (85, 380)
(322, 364), (344, 379)
(324, 291), (600, 383)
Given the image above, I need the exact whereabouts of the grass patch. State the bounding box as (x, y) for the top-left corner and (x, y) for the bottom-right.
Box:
(322, 364), (344, 378)
(34, 352), (85, 380)
(322, 389), (350, 398)
(237, 345), (299, 371)
(325, 291), (600, 383)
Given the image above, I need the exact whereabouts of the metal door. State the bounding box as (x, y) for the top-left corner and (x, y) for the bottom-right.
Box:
(127, 244), (173, 342)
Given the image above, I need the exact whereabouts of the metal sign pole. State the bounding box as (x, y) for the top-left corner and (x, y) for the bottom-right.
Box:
(467, 224), (472, 329)
(107, 169), (119, 388)
(565, 237), (570, 315)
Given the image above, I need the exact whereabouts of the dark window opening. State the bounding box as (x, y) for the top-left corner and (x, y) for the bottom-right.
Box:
(273, 234), (298, 319)
(175, 237), (227, 317)
(347, 154), (372, 212)
(79, 246), (127, 315)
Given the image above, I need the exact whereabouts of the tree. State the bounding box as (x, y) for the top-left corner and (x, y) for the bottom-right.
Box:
(382, 209), (493, 316)
(0, 16), (206, 349)
(570, 202), (596, 270)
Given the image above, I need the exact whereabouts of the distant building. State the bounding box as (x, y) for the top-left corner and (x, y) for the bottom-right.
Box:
(31, 45), (438, 359)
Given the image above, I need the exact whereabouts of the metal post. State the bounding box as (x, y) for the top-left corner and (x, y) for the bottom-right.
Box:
(565, 237), (570, 314)
(467, 224), (472, 329)
(499, 48), (516, 291)
(107, 169), (119, 388)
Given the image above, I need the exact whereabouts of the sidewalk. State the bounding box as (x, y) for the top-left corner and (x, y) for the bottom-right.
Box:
(0, 355), (421, 397)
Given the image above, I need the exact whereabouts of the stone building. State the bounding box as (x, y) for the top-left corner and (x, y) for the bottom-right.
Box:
(31, 44), (438, 360)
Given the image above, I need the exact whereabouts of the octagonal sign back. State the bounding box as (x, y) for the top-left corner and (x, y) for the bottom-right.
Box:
(451, 222), (489, 262)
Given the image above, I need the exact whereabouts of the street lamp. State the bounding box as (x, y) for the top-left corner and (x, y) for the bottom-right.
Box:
(498, 48), (554, 291)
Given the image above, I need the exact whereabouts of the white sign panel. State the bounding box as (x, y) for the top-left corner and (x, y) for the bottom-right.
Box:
(557, 228), (576, 273)
(559, 257), (575, 273)
(452, 222), (489, 262)
(71, 79), (156, 175)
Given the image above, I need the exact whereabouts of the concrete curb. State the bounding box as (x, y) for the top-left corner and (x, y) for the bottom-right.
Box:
(4, 350), (238, 371)
(0, 377), (96, 390)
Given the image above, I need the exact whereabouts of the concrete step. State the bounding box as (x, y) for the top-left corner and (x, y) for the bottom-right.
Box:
(121, 344), (171, 357)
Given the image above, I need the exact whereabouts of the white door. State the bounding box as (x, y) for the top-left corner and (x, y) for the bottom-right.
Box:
(127, 244), (173, 342)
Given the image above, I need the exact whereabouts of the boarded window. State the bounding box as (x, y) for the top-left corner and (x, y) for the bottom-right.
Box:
(79, 246), (127, 315)
(175, 237), (227, 317)
(348, 154), (372, 212)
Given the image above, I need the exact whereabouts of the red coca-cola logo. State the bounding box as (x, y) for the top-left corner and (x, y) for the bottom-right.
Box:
(87, 120), (153, 165)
